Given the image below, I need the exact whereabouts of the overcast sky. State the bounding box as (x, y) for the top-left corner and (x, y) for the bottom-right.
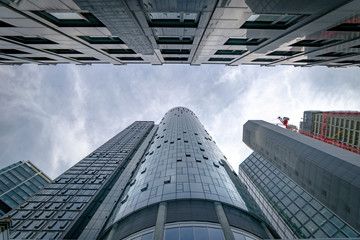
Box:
(0, 64), (359, 179)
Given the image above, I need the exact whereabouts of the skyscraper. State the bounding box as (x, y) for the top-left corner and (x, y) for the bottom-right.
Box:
(239, 152), (359, 239)
(299, 111), (360, 152)
(0, 0), (360, 67)
(240, 120), (360, 238)
(6, 121), (154, 239)
(0, 161), (51, 217)
(4, 107), (277, 240)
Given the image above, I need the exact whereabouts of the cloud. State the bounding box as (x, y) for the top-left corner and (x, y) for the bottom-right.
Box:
(0, 64), (359, 178)
(0, 65), (95, 177)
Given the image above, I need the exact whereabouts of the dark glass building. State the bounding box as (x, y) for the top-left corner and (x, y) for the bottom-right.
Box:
(0, 161), (51, 217)
(239, 152), (359, 239)
(4, 107), (277, 240)
(240, 120), (360, 238)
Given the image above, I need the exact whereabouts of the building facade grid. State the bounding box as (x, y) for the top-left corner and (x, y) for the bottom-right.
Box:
(239, 152), (359, 239)
(1, 0), (360, 67)
(0, 161), (51, 217)
(6, 121), (154, 239)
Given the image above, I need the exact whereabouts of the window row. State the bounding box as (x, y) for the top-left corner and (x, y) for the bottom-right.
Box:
(242, 153), (359, 238)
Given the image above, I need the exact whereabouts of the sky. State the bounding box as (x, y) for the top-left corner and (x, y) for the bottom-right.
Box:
(0, 64), (359, 179)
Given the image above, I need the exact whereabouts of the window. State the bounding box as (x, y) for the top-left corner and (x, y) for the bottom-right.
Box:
(224, 38), (268, 46)
(156, 36), (193, 44)
(34, 175), (48, 186)
(102, 49), (136, 54)
(241, 14), (304, 29)
(303, 204), (316, 217)
(49, 12), (84, 20)
(164, 57), (188, 61)
(0, 57), (12, 61)
(291, 39), (340, 47)
(337, 60), (360, 64)
(24, 181), (39, 192)
(322, 222), (337, 236)
(7, 191), (23, 204)
(0, 195), (18, 208)
(16, 188), (30, 200)
(45, 49), (82, 54)
(79, 36), (124, 44)
(164, 176), (171, 184)
(252, 58), (278, 62)
(161, 49), (190, 54)
(208, 57), (234, 62)
(117, 57), (143, 61)
(165, 226), (224, 240)
(25, 57), (55, 61)
(328, 22), (360, 31)
(3, 36), (57, 44)
(120, 195), (128, 204)
(138, 232), (154, 240)
(71, 57), (99, 61)
(148, 12), (199, 27)
(32, 11), (105, 27)
(0, 49), (29, 54)
(0, 20), (14, 27)
(19, 185), (34, 196)
(317, 52), (356, 58)
(295, 59), (322, 63)
(215, 50), (247, 55)
(267, 50), (302, 56)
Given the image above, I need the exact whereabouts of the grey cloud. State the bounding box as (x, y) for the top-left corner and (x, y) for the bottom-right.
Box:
(0, 64), (359, 179)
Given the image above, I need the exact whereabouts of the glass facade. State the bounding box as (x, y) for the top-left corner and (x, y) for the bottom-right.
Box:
(164, 226), (224, 240)
(122, 222), (262, 240)
(0, 161), (50, 217)
(242, 120), (360, 233)
(114, 107), (247, 222)
(239, 152), (360, 239)
(6, 122), (154, 239)
(123, 224), (226, 240)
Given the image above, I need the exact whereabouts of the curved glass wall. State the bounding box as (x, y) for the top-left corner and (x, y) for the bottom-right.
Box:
(114, 107), (247, 222)
(123, 222), (261, 240)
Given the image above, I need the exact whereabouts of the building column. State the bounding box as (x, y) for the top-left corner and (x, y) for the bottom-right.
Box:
(214, 202), (235, 240)
(153, 202), (167, 240)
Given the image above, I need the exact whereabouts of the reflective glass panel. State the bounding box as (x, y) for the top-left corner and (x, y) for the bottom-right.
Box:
(194, 227), (208, 240)
(141, 232), (154, 240)
(208, 228), (224, 240)
(165, 228), (179, 240)
(180, 227), (194, 240)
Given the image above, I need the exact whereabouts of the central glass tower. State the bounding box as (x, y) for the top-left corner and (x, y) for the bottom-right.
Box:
(99, 107), (276, 240)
